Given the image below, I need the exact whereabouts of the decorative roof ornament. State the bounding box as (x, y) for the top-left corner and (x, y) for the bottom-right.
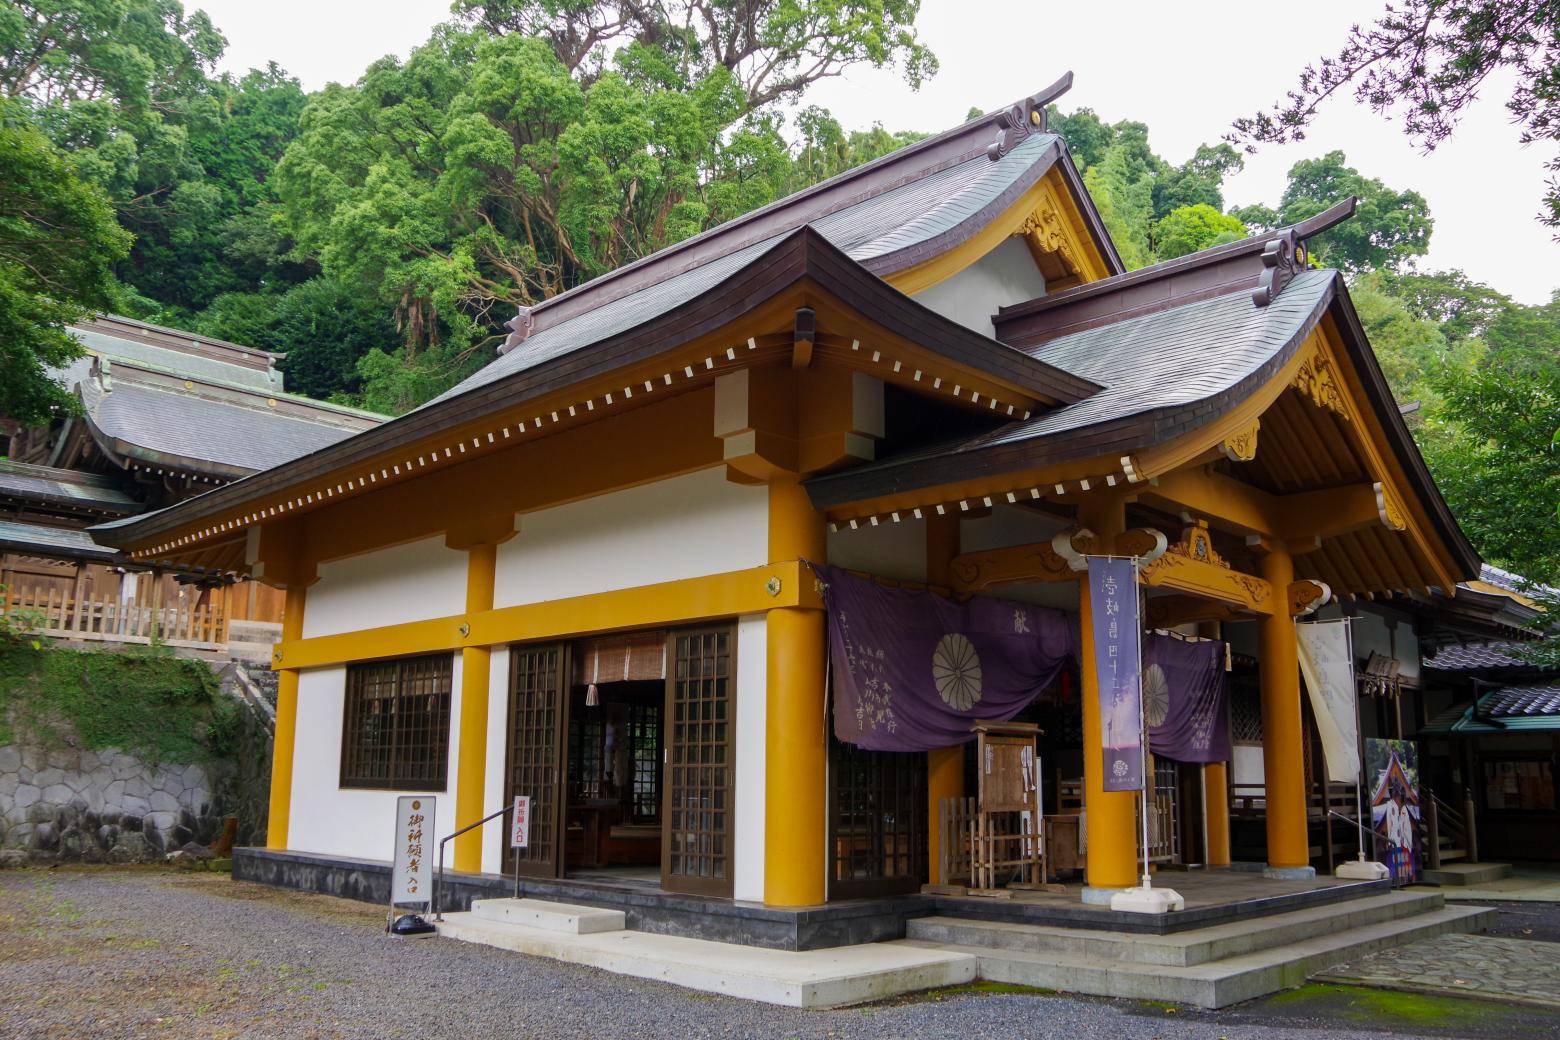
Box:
(500, 305), (534, 354)
(1251, 229), (1307, 307)
(1251, 196), (1359, 308)
(987, 71), (1075, 162)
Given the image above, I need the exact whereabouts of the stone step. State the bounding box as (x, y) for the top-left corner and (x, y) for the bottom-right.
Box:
(469, 897), (626, 934)
(906, 890), (1445, 967)
(1423, 862), (1513, 886)
(960, 903), (1494, 1009)
(435, 914), (977, 1008)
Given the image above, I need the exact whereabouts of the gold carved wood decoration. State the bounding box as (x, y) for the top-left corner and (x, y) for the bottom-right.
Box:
(1140, 519), (1273, 616)
(1219, 419), (1260, 463)
(949, 540), (1076, 593)
(1290, 350), (1351, 421)
(1288, 579), (1332, 617)
(1373, 481), (1407, 531)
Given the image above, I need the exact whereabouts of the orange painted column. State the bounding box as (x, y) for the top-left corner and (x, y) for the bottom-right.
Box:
(1078, 496), (1140, 894)
(453, 542), (498, 873)
(266, 584), (307, 850)
(1203, 761), (1232, 866)
(763, 474), (828, 906)
(1258, 546), (1310, 872)
(925, 512), (964, 884)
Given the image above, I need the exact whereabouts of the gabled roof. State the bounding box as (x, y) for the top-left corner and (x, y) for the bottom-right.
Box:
(54, 315), (385, 482)
(0, 518), (122, 564)
(1425, 641), (1529, 672)
(437, 129), (1101, 404)
(1424, 680), (1560, 733)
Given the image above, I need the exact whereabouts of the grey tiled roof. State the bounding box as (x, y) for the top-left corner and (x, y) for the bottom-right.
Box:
(81, 379), (374, 474)
(1484, 682), (1560, 718)
(73, 326), (284, 393)
(0, 461), (139, 514)
(1424, 642), (1529, 672)
(0, 519), (119, 561)
(434, 135), (1059, 405)
(818, 268), (1336, 478)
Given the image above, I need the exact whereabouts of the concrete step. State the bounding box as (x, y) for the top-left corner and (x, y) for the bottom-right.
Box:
(1423, 862), (1512, 886)
(906, 890), (1445, 967)
(962, 903), (1494, 1009)
(469, 897), (625, 934)
(435, 914), (977, 1008)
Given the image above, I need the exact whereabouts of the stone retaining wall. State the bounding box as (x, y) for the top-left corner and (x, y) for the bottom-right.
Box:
(0, 743), (231, 865)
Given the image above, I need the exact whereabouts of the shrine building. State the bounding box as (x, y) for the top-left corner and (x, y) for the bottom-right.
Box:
(93, 78), (1486, 937)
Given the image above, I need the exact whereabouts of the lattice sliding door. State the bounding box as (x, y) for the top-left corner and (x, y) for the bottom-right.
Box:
(504, 643), (569, 878)
(662, 626), (734, 896)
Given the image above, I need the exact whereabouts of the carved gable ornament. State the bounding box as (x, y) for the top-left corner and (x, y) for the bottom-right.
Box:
(1251, 229), (1307, 308)
(1291, 351), (1351, 421)
(987, 72), (1075, 162)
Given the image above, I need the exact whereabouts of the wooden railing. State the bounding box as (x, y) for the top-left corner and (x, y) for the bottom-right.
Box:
(1423, 788), (1477, 867)
(1, 584), (227, 650)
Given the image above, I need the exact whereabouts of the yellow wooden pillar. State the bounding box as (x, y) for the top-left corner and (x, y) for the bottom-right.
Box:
(764, 474), (827, 907)
(924, 512), (963, 884)
(1203, 761), (1232, 866)
(1078, 496), (1139, 895)
(1258, 545), (1311, 873)
(453, 541), (499, 873)
(267, 584), (307, 850)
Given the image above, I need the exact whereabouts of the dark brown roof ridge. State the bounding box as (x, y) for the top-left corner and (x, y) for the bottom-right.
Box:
(511, 76), (1116, 343)
(995, 198), (1359, 344)
(79, 314), (280, 367)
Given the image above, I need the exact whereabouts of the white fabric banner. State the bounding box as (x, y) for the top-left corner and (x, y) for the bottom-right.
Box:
(1296, 620), (1359, 784)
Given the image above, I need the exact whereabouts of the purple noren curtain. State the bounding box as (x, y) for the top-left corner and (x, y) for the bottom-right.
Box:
(816, 565), (1077, 752)
(1144, 633), (1231, 763)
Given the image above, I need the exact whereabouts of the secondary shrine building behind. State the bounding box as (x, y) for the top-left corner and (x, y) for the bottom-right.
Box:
(94, 86), (1482, 912)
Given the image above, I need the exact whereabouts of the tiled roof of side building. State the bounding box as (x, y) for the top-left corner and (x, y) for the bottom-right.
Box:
(0, 460), (141, 515)
(0, 519), (122, 562)
(81, 377), (383, 478)
(1424, 641), (1531, 672)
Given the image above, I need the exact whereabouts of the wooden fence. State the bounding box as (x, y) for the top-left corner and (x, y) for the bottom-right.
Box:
(1, 584), (227, 650)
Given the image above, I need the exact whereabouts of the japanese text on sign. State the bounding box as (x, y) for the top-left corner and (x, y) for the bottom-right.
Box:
(391, 795), (435, 905)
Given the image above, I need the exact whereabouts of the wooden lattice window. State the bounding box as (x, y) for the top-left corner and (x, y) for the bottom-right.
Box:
(340, 654), (452, 790)
(1230, 679), (1263, 745)
(628, 701), (662, 823)
(829, 739), (927, 899)
(665, 627), (733, 894)
(506, 643), (568, 877)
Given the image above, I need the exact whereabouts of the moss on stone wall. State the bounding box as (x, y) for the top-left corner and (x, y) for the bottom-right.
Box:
(0, 642), (232, 766)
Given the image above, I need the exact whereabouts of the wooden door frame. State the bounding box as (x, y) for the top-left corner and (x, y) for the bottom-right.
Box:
(501, 641), (571, 879)
(660, 623), (737, 899)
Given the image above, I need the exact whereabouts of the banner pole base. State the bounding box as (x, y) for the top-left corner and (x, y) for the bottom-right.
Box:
(1335, 858), (1391, 881)
(1110, 884), (1185, 914)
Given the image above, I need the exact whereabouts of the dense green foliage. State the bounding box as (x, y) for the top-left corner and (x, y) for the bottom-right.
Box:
(0, 640), (235, 764)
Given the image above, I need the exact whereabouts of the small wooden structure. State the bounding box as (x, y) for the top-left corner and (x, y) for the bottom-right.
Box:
(964, 720), (1052, 895)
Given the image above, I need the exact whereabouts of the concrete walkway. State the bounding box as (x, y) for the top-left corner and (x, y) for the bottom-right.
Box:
(1435, 865), (1560, 904)
(1316, 933), (1560, 1009)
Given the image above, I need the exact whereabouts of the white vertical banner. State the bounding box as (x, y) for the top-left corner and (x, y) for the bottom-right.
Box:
(1296, 619), (1359, 784)
(391, 795), (435, 906)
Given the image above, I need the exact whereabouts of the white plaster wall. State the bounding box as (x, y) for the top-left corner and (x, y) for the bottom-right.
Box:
(303, 535), (467, 638)
(960, 503), (1066, 553)
(494, 468), (768, 608)
(288, 657), (462, 862)
(733, 614), (767, 903)
(826, 517), (926, 583)
(481, 646), (510, 876)
(911, 236), (1047, 336)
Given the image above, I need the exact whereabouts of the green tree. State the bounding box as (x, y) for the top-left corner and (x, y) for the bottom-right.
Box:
(1152, 203), (1247, 260)
(1276, 151), (1432, 272)
(1369, 269), (1512, 344)
(1230, 0), (1560, 232)
(1152, 142), (1244, 218)
(454, 0), (938, 109)
(1350, 272), (1483, 412)
(0, 98), (131, 425)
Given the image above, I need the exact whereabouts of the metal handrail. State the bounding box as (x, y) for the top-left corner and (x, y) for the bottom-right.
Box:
(432, 802), (516, 922)
(1327, 809), (1375, 843)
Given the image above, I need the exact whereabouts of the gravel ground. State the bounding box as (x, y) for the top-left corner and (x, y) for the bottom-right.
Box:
(1475, 900), (1560, 943)
(1, 868), (1557, 1040)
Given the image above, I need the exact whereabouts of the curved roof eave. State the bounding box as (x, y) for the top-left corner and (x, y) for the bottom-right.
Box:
(89, 227), (1098, 552)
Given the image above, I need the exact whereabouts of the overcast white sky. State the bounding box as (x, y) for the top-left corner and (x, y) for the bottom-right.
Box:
(201, 0), (1556, 304)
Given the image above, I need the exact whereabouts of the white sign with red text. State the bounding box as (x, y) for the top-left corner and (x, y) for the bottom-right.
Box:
(510, 795), (531, 849)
